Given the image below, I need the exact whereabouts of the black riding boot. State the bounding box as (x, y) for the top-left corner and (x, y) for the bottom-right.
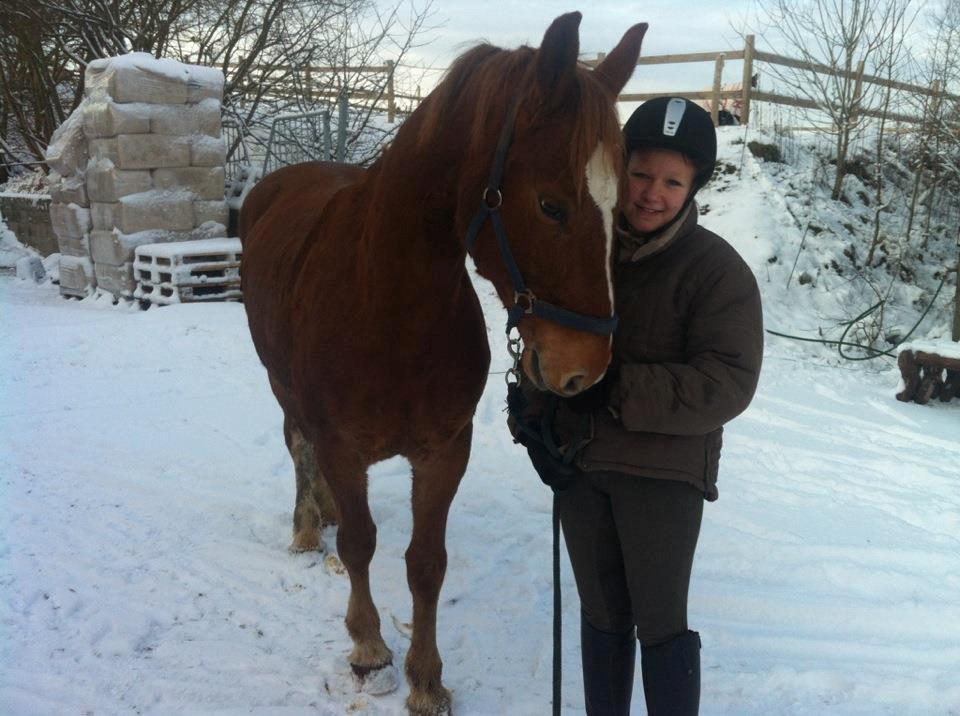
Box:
(640, 630), (701, 716)
(580, 615), (636, 716)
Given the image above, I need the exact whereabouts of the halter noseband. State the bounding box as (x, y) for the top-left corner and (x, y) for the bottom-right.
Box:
(464, 97), (619, 337)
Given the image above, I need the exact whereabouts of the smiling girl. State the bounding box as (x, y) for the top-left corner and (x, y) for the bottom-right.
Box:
(514, 97), (765, 715)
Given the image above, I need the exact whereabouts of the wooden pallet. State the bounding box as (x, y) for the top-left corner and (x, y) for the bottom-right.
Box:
(896, 343), (960, 404)
(134, 238), (242, 305)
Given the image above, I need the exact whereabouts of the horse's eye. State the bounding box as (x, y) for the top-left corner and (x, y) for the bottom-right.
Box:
(539, 197), (567, 224)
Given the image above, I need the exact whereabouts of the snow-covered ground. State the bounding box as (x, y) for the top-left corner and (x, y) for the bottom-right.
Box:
(2, 127), (959, 715)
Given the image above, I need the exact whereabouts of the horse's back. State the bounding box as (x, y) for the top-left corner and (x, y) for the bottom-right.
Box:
(240, 161), (364, 248)
(240, 162), (365, 386)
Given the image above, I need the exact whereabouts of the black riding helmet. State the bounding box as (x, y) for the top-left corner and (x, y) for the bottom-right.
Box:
(623, 96), (717, 189)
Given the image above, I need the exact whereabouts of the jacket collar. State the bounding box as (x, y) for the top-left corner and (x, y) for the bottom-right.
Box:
(616, 202), (698, 263)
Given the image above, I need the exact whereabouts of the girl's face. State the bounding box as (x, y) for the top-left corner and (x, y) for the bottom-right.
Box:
(623, 147), (697, 234)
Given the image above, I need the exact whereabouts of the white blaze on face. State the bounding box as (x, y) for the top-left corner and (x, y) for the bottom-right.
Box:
(585, 142), (618, 315)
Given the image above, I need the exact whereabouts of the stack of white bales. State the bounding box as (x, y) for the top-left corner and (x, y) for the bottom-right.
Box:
(84, 53), (228, 298)
(46, 111), (94, 297)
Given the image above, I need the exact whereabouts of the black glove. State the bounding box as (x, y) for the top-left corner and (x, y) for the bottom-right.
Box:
(526, 441), (578, 491)
(514, 426), (578, 492)
(565, 367), (618, 415)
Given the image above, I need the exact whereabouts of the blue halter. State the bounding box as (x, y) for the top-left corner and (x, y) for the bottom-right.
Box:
(464, 98), (619, 337)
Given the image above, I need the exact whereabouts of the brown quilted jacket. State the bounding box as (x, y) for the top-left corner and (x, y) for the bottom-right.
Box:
(528, 204), (763, 500)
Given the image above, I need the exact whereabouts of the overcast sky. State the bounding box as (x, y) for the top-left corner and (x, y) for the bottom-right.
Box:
(398, 1), (759, 95)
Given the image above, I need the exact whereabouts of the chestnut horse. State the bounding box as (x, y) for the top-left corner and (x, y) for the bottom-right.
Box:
(240, 13), (646, 714)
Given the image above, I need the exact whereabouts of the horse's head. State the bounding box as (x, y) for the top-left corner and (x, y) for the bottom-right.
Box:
(443, 13), (647, 395)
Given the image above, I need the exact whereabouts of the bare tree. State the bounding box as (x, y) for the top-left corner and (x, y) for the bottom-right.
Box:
(922, 0), (960, 338)
(0, 0), (435, 174)
(752, 0), (914, 200)
(911, 1), (960, 246)
(866, 0), (917, 265)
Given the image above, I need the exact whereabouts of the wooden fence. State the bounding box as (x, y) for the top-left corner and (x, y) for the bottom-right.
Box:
(234, 60), (418, 123)
(582, 34), (960, 128)
(242, 36), (959, 128)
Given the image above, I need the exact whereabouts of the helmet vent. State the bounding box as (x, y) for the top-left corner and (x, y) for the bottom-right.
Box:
(662, 98), (687, 137)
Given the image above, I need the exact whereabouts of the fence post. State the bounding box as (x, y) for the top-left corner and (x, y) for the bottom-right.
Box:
(849, 59), (866, 128)
(337, 92), (349, 161)
(305, 65), (313, 104)
(711, 54), (726, 126)
(386, 60), (396, 123)
(323, 110), (333, 161)
(954, 225), (960, 341)
(741, 34), (755, 124)
(930, 79), (943, 123)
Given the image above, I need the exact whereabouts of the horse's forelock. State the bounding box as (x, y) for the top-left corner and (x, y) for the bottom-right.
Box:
(568, 68), (624, 202)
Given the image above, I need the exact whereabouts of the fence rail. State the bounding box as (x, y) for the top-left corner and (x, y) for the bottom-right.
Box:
(229, 38), (958, 146)
(230, 60), (411, 122)
(585, 35), (959, 128)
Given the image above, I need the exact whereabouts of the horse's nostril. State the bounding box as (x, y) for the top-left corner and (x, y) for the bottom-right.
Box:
(562, 374), (586, 396)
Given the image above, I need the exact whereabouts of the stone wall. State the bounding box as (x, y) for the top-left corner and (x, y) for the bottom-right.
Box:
(0, 194), (58, 256)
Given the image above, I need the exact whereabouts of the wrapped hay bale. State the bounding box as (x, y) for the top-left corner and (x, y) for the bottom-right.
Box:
(49, 174), (89, 207)
(45, 52), (227, 300)
(45, 109), (89, 177)
(85, 159), (152, 203)
(46, 103), (96, 297)
(153, 167), (225, 200)
(90, 223), (226, 266)
(58, 255), (96, 297)
(94, 260), (137, 296)
(86, 53), (191, 105)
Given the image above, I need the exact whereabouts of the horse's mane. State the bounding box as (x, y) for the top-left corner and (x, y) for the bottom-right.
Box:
(416, 42), (624, 191)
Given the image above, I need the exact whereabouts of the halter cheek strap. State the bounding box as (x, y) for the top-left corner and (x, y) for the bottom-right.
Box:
(464, 98), (619, 337)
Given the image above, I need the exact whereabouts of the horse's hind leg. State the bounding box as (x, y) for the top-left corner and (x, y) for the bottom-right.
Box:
(404, 425), (472, 715)
(284, 415), (340, 552)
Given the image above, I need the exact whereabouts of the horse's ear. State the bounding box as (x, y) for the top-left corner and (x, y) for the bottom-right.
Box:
(594, 23), (648, 97)
(535, 12), (582, 98)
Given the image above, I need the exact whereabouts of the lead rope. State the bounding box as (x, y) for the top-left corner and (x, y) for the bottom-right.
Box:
(505, 335), (562, 715)
(552, 491), (562, 716)
(505, 329), (562, 714)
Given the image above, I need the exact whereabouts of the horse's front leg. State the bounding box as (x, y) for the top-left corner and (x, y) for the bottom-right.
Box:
(405, 425), (472, 715)
(320, 446), (397, 693)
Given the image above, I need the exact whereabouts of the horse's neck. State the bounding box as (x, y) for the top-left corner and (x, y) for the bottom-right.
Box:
(347, 134), (469, 303)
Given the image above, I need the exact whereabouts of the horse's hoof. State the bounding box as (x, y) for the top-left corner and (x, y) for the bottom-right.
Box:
(323, 553), (347, 576)
(351, 661), (399, 695)
(289, 530), (324, 553)
(406, 686), (452, 715)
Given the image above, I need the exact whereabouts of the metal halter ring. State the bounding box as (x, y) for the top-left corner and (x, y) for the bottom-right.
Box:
(507, 328), (523, 359)
(482, 187), (503, 210)
(505, 327), (523, 385)
(514, 290), (536, 314)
